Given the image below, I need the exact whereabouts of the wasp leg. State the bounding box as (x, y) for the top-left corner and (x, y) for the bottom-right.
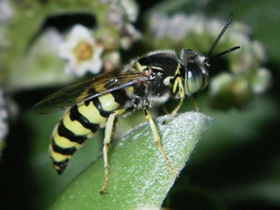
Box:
(100, 112), (118, 195)
(164, 76), (185, 125)
(191, 94), (200, 112)
(160, 105), (170, 115)
(144, 109), (179, 176)
(163, 97), (184, 125)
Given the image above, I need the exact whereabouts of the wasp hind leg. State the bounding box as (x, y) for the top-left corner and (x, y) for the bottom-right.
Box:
(99, 112), (118, 195)
(144, 109), (179, 176)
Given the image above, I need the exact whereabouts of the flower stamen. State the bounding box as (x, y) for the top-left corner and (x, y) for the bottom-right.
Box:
(75, 41), (94, 63)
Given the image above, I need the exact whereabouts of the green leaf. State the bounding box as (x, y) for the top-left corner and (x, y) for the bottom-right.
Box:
(50, 112), (211, 209)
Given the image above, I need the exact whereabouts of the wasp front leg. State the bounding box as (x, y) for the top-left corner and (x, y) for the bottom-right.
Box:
(164, 76), (185, 125)
(191, 94), (200, 112)
(100, 112), (118, 195)
(144, 109), (179, 176)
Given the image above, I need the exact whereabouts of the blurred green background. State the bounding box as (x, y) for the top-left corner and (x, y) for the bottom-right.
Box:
(0, 0), (280, 209)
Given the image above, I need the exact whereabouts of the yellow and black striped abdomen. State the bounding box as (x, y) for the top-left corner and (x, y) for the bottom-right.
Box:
(50, 92), (127, 174)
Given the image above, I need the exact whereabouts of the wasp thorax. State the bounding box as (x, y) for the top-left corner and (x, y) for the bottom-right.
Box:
(180, 49), (209, 95)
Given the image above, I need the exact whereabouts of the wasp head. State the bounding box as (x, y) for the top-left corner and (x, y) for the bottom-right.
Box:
(180, 14), (240, 97)
(180, 49), (209, 96)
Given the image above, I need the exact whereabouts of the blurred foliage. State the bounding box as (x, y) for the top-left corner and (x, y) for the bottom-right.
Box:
(0, 0), (280, 209)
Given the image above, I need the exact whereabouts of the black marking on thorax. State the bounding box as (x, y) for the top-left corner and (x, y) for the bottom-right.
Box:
(138, 51), (180, 77)
(85, 98), (112, 118)
(110, 88), (130, 107)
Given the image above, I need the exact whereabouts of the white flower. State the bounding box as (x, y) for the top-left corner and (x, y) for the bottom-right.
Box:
(251, 67), (271, 94)
(0, 88), (17, 144)
(0, 89), (8, 142)
(120, 0), (139, 23)
(43, 28), (64, 51)
(58, 24), (104, 77)
(150, 13), (205, 40)
(0, 0), (14, 24)
(106, 4), (125, 29)
(120, 23), (142, 50)
(0, 107), (8, 143)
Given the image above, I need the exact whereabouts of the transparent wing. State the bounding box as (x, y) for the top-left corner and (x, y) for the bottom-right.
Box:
(33, 70), (149, 114)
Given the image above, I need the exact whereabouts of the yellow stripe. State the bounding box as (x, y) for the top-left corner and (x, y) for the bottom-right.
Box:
(54, 165), (62, 171)
(135, 62), (146, 72)
(52, 128), (80, 149)
(115, 108), (126, 115)
(125, 86), (134, 95)
(49, 146), (71, 162)
(98, 93), (120, 112)
(62, 111), (91, 136)
(78, 101), (107, 126)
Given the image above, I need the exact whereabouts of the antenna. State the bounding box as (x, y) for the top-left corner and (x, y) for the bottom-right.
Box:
(207, 13), (240, 64)
(209, 46), (240, 64)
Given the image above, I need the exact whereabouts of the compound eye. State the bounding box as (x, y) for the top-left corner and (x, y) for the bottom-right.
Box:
(185, 67), (205, 95)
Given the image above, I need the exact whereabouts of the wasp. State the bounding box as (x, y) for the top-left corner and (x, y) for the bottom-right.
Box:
(33, 14), (239, 194)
